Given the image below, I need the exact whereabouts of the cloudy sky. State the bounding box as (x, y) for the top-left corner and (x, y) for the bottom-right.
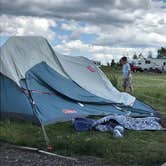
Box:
(0, 0), (166, 63)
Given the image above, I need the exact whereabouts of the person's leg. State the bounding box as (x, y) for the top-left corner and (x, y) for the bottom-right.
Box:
(128, 77), (133, 93)
(122, 78), (127, 92)
(129, 86), (133, 93)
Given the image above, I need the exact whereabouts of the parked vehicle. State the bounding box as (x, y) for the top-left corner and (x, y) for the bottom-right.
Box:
(162, 62), (166, 73)
(130, 64), (143, 72)
(132, 58), (166, 73)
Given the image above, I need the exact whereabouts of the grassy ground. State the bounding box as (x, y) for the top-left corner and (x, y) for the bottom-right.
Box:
(0, 67), (166, 166)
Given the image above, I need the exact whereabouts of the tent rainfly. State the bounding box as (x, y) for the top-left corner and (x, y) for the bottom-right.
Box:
(0, 36), (159, 126)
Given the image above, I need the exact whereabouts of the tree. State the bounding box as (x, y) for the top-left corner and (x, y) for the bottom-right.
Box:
(147, 51), (153, 59)
(157, 47), (166, 58)
(138, 53), (144, 59)
(111, 59), (115, 67)
(132, 53), (138, 59)
(93, 60), (101, 66)
(106, 62), (110, 66)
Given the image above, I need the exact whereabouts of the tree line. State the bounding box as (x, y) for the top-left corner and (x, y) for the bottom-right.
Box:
(94, 47), (166, 67)
(133, 47), (166, 59)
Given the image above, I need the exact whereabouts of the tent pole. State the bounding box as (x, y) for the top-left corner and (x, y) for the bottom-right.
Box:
(40, 119), (50, 148)
(24, 78), (52, 151)
(31, 100), (52, 151)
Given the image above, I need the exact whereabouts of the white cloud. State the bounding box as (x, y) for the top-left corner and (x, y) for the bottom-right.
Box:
(90, 47), (158, 64)
(0, 0), (166, 63)
(54, 40), (90, 54)
(0, 15), (56, 40)
(94, 10), (166, 48)
(92, 53), (113, 64)
(0, 0), (151, 25)
(53, 39), (158, 64)
(65, 40), (89, 49)
(61, 21), (100, 34)
(61, 20), (100, 40)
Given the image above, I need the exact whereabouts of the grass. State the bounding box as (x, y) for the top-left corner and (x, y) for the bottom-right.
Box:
(0, 67), (166, 166)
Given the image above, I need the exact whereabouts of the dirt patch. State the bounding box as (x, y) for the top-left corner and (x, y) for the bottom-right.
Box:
(0, 143), (111, 166)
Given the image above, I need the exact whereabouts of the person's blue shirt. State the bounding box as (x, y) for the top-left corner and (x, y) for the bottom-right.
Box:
(122, 63), (131, 78)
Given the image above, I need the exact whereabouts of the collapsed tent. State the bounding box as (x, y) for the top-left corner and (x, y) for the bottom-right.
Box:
(0, 36), (158, 125)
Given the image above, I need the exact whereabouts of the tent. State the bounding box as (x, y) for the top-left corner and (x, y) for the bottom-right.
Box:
(0, 36), (158, 126)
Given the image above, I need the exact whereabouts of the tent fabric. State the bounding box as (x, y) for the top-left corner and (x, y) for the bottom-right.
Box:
(56, 53), (135, 106)
(24, 62), (113, 104)
(0, 36), (67, 85)
(23, 62), (133, 124)
(0, 36), (135, 106)
(23, 61), (156, 124)
(0, 36), (158, 125)
(0, 74), (39, 124)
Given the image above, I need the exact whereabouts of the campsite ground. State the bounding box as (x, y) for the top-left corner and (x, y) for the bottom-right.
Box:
(0, 68), (166, 166)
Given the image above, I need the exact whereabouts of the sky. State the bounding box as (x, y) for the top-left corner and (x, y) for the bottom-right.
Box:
(0, 0), (166, 63)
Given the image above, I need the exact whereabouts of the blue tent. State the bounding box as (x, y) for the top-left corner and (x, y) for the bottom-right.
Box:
(0, 36), (158, 126)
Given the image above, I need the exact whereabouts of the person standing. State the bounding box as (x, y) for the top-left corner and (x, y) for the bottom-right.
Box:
(120, 56), (133, 93)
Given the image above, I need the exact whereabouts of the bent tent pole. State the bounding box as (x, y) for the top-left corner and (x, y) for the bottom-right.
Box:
(33, 100), (50, 148)
(22, 80), (79, 161)
(23, 80), (78, 161)
(24, 79), (50, 149)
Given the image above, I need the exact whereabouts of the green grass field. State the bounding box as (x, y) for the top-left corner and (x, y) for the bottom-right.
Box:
(0, 67), (166, 166)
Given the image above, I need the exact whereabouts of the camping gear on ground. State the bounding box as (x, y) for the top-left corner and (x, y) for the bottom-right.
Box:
(92, 115), (163, 131)
(114, 125), (125, 134)
(72, 117), (95, 131)
(73, 115), (163, 137)
(113, 126), (124, 138)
